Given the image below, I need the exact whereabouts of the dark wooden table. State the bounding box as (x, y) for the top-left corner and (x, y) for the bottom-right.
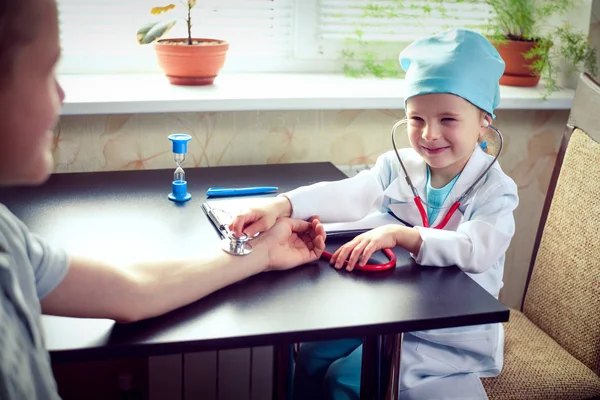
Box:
(0, 162), (509, 400)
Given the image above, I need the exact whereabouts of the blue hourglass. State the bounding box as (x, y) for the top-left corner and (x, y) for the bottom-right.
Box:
(168, 133), (192, 202)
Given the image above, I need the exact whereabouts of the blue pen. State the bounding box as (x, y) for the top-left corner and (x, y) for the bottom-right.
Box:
(206, 186), (278, 197)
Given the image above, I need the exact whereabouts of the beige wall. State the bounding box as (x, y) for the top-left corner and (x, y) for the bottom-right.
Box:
(53, 108), (569, 309)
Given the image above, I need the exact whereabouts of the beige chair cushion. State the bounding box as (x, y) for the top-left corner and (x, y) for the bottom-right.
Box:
(523, 128), (600, 375)
(482, 310), (600, 400)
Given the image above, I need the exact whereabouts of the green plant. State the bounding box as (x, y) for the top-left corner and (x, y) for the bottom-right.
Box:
(523, 26), (597, 96)
(136, 0), (197, 45)
(483, 0), (597, 97)
(340, 29), (405, 78)
(338, 1), (485, 78)
(339, 2), (430, 78)
(483, 0), (569, 42)
(555, 26), (598, 76)
(338, 0), (597, 99)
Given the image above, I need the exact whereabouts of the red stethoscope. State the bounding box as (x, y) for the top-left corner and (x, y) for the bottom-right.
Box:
(322, 119), (503, 272)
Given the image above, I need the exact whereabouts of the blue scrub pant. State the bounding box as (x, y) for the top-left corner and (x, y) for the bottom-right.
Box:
(292, 337), (491, 400)
(293, 338), (363, 400)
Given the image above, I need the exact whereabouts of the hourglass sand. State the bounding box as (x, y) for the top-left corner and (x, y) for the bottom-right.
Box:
(167, 133), (192, 202)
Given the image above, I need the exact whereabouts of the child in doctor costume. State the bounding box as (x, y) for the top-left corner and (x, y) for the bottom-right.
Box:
(229, 28), (518, 400)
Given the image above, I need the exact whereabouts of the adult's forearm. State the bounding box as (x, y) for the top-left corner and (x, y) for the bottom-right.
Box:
(125, 247), (268, 322)
(42, 247), (269, 323)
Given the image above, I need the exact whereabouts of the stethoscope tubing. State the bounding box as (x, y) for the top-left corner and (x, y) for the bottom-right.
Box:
(321, 247), (397, 272)
(391, 119), (504, 209)
(320, 119), (503, 272)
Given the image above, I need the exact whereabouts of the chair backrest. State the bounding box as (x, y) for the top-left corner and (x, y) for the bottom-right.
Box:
(522, 73), (600, 376)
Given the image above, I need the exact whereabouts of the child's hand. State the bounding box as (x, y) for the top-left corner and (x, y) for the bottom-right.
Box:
(228, 196), (292, 238)
(330, 225), (400, 271)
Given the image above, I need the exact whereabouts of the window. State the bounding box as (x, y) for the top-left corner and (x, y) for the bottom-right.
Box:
(57, 0), (495, 75)
(295, 0), (494, 60)
(57, 0), (294, 74)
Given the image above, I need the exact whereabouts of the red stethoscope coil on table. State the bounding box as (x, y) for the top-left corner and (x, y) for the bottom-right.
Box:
(321, 247), (397, 272)
(321, 118), (504, 272)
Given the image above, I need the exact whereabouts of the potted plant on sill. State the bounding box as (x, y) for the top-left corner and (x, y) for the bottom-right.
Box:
(136, 0), (229, 85)
(484, 0), (597, 97)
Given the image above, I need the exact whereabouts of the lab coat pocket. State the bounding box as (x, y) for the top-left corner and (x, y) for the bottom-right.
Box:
(412, 325), (498, 372)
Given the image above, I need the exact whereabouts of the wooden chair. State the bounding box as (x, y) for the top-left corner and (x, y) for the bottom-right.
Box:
(482, 73), (600, 399)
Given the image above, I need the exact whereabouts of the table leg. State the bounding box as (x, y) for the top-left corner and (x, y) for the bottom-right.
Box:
(384, 333), (403, 400)
(360, 333), (404, 400)
(273, 343), (293, 400)
(360, 335), (382, 400)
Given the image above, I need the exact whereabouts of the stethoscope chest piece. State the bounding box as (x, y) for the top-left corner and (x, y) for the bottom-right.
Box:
(221, 234), (253, 256)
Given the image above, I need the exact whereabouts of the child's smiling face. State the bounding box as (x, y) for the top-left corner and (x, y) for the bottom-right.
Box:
(406, 93), (490, 186)
(0, 0), (64, 186)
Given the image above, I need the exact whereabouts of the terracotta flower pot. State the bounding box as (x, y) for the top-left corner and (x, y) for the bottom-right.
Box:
(154, 38), (229, 86)
(495, 39), (543, 87)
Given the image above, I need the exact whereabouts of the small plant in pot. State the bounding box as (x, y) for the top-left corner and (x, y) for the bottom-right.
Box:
(484, 0), (597, 97)
(136, 1), (229, 85)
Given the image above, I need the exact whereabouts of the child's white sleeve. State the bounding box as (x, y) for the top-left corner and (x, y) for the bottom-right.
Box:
(285, 173), (383, 222)
(412, 180), (518, 274)
(284, 153), (395, 222)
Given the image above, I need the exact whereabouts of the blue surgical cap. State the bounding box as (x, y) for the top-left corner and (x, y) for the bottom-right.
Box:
(399, 28), (505, 118)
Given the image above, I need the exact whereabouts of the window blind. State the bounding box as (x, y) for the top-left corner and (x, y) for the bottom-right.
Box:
(56, 0), (293, 74)
(318, 0), (495, 42)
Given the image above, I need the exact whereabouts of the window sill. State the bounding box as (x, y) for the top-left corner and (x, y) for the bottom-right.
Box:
(58, 73), (574, 116)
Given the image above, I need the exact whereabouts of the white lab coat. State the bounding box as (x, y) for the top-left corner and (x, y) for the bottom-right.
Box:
(286, 146), (519, 398)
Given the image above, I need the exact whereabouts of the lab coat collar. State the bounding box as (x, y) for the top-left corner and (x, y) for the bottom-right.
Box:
(383, 145), (492, 207)
(383, 148), (427, 202)
(447, 146), (493, 206)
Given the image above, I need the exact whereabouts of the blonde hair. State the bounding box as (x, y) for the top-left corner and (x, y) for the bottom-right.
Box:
(0, 0), (44, 86)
